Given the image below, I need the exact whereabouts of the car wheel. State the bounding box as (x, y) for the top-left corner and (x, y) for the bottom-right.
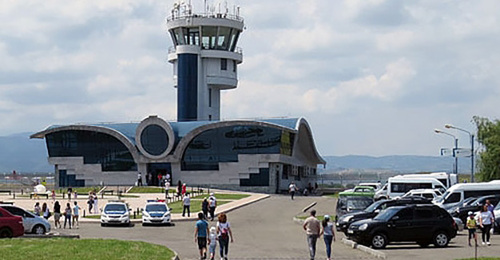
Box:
(0, 228), (13, 238)
(371, 233), (388, 249)
(101, 223), (106, 227)
(32, 225), (45, 235)
(433, 231), (449, 247)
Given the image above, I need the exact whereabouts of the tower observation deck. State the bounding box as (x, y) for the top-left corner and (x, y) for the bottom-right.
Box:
(166, 1), (244, 122)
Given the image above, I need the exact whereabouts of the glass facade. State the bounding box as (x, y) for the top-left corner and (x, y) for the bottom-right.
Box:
(140, 124), (169, 156)
(172, 26), (241, 51)
(182, 125), (294, 171)
(46, 130), (137, 172)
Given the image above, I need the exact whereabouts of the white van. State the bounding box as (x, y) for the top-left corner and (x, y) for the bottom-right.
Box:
(395, 172), (457, 188)
(434, 181), (500, 210)
(377, 177), (447, 200)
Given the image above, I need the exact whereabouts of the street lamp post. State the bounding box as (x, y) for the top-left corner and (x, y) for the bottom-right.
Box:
(445, 124), (475, 183)
(434, 129), (458, 176)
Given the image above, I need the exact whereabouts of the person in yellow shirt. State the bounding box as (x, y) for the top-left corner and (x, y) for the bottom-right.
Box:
(467, 211), (477, 247)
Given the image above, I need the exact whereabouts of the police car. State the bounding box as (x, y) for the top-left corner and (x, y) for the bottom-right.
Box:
(142, 200), (172, 226)
(101, 201), (131, 227)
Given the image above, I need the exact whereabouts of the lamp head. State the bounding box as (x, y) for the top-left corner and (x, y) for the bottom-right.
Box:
(445, 124), (453, 129)
(434, 129), (442, 133)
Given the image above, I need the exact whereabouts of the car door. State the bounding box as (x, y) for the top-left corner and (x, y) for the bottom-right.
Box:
(412, 207), (435, 241)
(3, 206), (33, 233)
(387, 207), (414, 241)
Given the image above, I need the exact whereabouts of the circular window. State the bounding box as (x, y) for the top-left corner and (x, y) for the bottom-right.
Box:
(140, 124), (169, 156)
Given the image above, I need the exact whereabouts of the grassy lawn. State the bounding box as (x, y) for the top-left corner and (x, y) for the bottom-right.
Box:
(128, 187), (177, 193)
(0, 238), (175, 260)
(168, 200), (230, 214)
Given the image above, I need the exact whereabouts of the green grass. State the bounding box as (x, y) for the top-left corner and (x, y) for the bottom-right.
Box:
(0, 238), (175, 260)
(168, 200), (230, 214)
(128, 187), (177, 193)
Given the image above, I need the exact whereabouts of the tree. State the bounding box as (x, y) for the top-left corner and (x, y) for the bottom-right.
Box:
(473, 116), (500, 181)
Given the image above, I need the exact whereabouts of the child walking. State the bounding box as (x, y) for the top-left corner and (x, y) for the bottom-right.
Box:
(467, 211), (477, 246)
(208, 226), (217, 260)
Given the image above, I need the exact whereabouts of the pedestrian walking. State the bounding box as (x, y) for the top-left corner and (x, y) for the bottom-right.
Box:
(87, 192), (94, 213)
(64, 202), (72, 229)
(202, 198), (209, 219)
(67, 187), (72, 201)
(208, 226), (217, 260)
(73, 201), (81, 228)
(289, 182), (298, 200)
(53, 201), (61, 229)
(177, 180), (182, 197)
(182, 193), (191, 217)
(216, 213), (233, 260)
(93, 192), (98, 214)
(303, 209), (320, 260)
(467, 211), (478, 246)
(320, 215), (335, 260)
(34, 202), (41, 216)
(195, 212), (209, 260)
(165, 179), (171, 199)
(137, 172), (143, 186)
(51, 190), (56, 201)
(42, 202), (50, 220)
(182, 183), (187, 196)
(209, 193), (217, 221)
(479, 204), (494, 246)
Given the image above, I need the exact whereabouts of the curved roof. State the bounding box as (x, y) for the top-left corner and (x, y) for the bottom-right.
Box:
(31, 117), (325, 165)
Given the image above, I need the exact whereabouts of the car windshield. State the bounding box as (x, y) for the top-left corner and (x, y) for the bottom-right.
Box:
(104, 204), (126, 214)
(363, 200), (385, 213)
(374, 207), (400, 221)
(146, 204), (167, 212)
(347, 198), (373, 210)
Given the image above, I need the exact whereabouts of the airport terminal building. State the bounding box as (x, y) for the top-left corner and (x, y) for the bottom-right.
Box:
(31, 2), (325, 193)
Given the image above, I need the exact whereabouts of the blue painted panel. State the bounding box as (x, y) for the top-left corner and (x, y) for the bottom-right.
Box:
(177, 54), (198, 121)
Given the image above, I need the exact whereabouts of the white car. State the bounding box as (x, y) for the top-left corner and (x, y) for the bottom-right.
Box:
(142, 200), (172, 226)
(101, 201), (131, 227)
(0, 204), (51, 234)
(401, 189), (442, 200)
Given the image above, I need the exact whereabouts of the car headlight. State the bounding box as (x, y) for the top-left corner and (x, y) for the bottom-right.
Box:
(143, 212), (150, 217)
(359, 223), (368, 231)
(164, 212), (170, 217)
(102, 214), (108, 218)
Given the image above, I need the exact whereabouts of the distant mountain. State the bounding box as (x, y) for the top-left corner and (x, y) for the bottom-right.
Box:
(0, 133), (473, 174)
(320, 155), (472, 174)
(0, 133), (52, 173)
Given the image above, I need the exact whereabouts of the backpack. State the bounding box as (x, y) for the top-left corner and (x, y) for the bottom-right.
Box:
(219, 223), (229, 239)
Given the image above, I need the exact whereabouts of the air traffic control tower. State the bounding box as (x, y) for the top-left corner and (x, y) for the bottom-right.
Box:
(166, 1), (244, 122)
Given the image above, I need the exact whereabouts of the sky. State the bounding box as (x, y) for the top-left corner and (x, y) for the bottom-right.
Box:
(1, 0), (500, 157)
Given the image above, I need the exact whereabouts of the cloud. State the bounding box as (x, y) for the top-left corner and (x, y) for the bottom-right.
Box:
(1, 0), (500, 157)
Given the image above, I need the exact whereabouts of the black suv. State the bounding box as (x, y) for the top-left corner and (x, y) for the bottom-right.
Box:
(336, 196), (431, 235)
(347, 204), (457, 249)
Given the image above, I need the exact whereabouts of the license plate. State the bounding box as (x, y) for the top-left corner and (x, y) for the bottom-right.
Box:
(348, 230), (354, 234)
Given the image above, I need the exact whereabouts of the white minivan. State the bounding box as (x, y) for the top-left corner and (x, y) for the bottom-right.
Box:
(434, 181), (500, 210)
(375, 177), (447, 200)
(394, 172), (457, 188)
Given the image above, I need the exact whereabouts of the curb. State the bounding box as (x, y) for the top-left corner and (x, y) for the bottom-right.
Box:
(341, 238), (386, 259)
(22, 233), (80, 239)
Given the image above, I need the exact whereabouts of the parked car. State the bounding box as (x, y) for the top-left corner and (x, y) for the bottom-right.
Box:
(336, 196), (432, 235)
(358, 183), (382, 191)
(101, 201), (131, 227)
(347, 204), (457, 249)
(336, 191), (374, 220)
(493, 201), (500, 234)
(450, 195), (500, 224)
(0, 204), (51, 234)
(401, 189), (442, 200)
(142, 200), (172, 226)
(0, 207), (24, 238)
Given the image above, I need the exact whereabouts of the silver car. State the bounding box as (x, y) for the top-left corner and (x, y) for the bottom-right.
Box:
(0, 204), (51, 234)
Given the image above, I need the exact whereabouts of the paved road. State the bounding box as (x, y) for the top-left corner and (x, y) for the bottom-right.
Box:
(54, 195), (375, 259)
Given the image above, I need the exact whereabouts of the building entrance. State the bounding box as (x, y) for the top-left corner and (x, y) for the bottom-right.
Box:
(147, 163), (172, 187)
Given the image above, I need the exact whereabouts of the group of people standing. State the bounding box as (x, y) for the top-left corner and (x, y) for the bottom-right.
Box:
(86, 191), (99, 214)
(195, 212), (234, 260)
(35, 200), (81, 229)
